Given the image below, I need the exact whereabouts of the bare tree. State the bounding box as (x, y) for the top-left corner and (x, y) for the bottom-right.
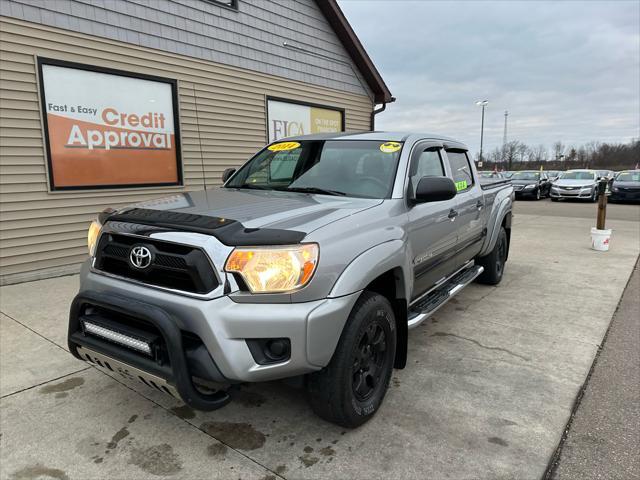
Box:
(552, 141), (565, 161)
(516, 142), (529, 163)
(502, 141), (522, 170)
(527, 144), (548, 163)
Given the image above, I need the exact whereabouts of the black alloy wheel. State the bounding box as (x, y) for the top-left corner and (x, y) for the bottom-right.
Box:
(352, 321), (388, 402)
(476, 226), (508, 285)
(308, 292), (396, 428)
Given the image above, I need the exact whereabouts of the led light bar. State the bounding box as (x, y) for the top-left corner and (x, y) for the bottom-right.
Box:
(83, 320), (152, 355)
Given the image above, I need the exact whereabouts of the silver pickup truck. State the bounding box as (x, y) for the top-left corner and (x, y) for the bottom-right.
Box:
(68, 132), (513, 427)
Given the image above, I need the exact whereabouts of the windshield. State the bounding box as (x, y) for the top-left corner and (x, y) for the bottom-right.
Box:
(225, 140), (403, 198)
(560, 171), (596, 180)
(479, 171), (501, 178)
(511, 172), (540, 180)
(616, 172), (640, 182)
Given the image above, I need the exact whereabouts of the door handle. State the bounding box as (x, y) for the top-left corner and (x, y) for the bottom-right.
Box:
(476, 200), (484, 210)
(448, 209), (458, 220)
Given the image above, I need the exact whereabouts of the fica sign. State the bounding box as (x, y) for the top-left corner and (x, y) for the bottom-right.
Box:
(267, 98), (344, 142)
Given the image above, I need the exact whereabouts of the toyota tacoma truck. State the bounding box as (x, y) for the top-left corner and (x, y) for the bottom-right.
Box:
(68, 132), (513, 427)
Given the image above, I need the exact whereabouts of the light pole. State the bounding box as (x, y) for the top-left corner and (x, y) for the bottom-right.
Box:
(475, 100), (488, 165)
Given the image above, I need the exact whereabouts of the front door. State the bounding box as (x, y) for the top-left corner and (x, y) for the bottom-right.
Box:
(406, 144), (459, 300)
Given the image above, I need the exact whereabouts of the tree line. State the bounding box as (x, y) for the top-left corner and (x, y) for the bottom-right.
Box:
(475, 139), (639, 171)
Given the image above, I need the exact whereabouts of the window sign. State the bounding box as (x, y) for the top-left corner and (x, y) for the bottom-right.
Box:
(38, 58), (182, 190)
(266, 97), (344, 142)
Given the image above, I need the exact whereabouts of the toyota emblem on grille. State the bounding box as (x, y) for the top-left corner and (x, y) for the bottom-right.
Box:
(129, 245), (152, 269)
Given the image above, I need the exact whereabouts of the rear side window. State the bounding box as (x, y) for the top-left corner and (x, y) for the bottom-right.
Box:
(410, 149), (444, 196)
(447, 151), (474, 192)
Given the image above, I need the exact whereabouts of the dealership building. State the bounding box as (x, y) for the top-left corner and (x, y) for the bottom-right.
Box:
(0, 0), (393, 284)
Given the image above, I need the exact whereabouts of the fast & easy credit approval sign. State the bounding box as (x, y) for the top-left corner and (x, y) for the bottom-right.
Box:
(38, 59), (181, 190)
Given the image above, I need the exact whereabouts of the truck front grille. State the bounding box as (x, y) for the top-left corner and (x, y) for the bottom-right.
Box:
(94, 233), (219, 294)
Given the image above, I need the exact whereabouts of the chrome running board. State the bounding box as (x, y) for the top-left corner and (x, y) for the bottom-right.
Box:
(407, 262), (484, 330)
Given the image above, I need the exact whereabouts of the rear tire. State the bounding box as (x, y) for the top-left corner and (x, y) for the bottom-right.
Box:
(307, 291), (396, 428)
(476, 227), (508, 285)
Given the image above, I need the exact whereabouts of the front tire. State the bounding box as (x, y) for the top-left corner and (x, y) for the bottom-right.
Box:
(307, 292), (396, 428)
(535, 188), (541, 200)
(476, 226), (508, 285)
(591, 189), (599, 203)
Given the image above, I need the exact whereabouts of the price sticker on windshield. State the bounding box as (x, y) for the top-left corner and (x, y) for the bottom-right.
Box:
(268, 141), (300, 152)
(379, 142), (402, 153)
(455, 180), (468, 191)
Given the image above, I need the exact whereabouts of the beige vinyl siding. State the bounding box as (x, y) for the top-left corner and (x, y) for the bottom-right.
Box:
(0, 17), (373, 282)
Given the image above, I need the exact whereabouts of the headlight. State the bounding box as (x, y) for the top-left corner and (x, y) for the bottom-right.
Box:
(611, 186), (619, 192)
(225, 244), (319, 293)
(87, 220), (102, 256)
(524, 184), (536, 189)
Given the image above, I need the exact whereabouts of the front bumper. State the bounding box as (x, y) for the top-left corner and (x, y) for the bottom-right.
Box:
(609, 190), (640, 202)
(513, 187), (537, 197)
(69, 263), (360, 408)
(550, 186), (594, 199)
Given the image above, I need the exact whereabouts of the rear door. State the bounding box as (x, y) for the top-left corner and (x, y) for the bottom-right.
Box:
(406, 142), (459, 300)
(445, 149), (486, 267)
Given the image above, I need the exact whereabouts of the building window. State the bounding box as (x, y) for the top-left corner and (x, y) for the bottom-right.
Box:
(203, 0), (239, 10)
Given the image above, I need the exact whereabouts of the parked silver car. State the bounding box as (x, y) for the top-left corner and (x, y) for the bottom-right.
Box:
(550, 169), (599, 202)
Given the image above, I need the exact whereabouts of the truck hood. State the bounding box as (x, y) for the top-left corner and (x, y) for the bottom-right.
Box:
(130, 188), (383, 234)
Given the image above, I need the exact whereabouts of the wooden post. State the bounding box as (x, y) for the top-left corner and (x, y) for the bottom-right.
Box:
(596, 179), (608, 230)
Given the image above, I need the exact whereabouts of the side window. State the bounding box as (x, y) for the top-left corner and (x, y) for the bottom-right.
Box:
(446, 151), (474, 192)
(410, 148), (444, 196)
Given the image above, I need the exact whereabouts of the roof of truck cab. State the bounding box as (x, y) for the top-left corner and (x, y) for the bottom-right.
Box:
(278, 131), (464, 145)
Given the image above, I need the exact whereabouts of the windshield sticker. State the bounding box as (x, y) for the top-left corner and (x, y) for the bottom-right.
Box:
(455, 180), (468, 191)
(379, 142), (402, 153)
(268, 141), (300, 152)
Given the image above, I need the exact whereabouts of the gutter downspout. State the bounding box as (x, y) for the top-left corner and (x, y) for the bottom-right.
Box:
(370, 97), (395, 131)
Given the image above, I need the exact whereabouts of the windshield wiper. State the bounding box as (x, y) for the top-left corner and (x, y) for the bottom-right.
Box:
(284, 186), (347, 196)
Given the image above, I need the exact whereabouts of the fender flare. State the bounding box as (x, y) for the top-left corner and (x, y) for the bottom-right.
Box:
(328, 239), (409, 299)
(479, 198), (512, 257)
(327, 240), (410, 369)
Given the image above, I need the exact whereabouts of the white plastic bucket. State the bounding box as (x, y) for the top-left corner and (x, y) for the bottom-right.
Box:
(591, 227), (612, 251)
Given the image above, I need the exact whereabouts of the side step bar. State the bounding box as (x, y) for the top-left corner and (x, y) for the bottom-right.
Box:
(407, 263), (484, 329)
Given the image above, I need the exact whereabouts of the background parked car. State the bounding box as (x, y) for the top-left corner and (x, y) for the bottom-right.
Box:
(609, 170), (640, 203)
(545, 170), (561, 181)
(510, 171), (550, 200)
(478, 170), (505, 179)
(597, 170), (615, 180)
(550, 169), (599, 202)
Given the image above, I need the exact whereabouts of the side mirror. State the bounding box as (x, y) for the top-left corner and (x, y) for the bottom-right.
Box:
(221, 168), (236, 183)
(412, 176), (457, 204)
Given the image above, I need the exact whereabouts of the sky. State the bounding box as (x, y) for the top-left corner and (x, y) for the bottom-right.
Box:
(338, 0), (640, 156)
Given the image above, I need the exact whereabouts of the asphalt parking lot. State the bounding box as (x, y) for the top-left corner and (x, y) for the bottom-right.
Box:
(1, 200), (639, 480)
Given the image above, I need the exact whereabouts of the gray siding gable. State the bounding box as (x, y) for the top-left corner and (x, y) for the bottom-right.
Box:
(1, 0), (374, 100)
